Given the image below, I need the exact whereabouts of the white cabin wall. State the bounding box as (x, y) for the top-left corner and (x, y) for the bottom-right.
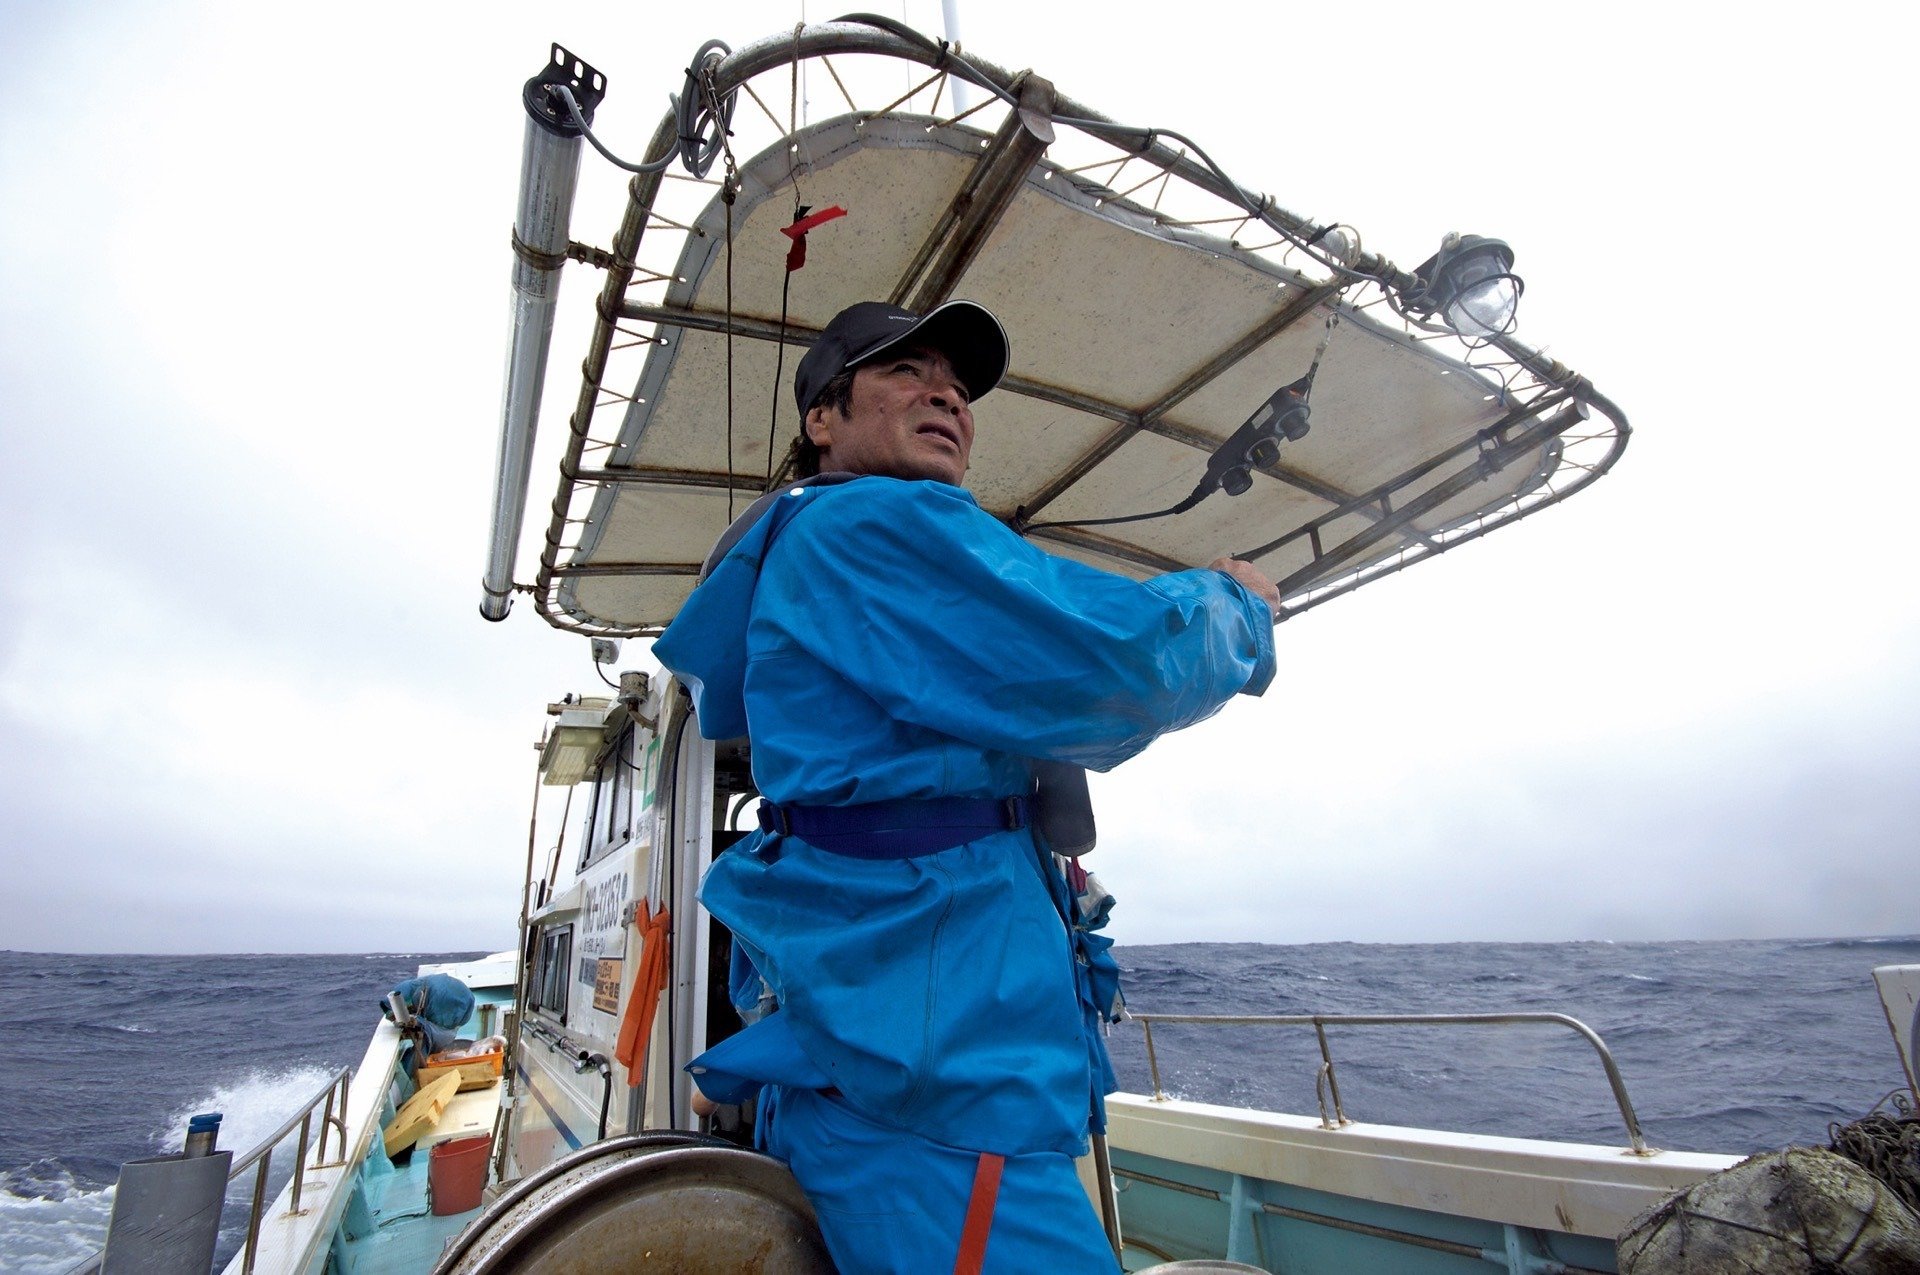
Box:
(507, 676), (691, 1175)
(664, 704), (717, 1130)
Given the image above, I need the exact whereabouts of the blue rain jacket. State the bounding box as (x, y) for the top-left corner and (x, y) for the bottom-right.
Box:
(655, 476), (1273, 1157)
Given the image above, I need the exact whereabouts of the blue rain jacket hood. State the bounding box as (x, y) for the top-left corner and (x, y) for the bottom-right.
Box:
(654, 475), (1274, 1157)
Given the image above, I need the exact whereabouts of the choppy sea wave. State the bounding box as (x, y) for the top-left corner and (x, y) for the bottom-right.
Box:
(1, 940), (1913, 1272)
(0, 953), (477, 1273)
(1105, 938), (1914, 1155)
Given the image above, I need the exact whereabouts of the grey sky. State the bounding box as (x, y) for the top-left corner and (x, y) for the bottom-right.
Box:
(1, 1), (1912, 952)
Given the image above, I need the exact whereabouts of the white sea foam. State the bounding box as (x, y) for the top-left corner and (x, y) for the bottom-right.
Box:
(0, 1064), (346, 1273)
(159, 1063), (343, 1160)
(0, 1167), (116, 1274)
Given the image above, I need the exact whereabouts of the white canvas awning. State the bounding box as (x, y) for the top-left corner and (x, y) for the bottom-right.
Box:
(495, 26), (1623, 636)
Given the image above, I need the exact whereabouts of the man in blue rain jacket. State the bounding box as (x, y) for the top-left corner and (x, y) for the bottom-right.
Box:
(653, 300), (1279, 1273)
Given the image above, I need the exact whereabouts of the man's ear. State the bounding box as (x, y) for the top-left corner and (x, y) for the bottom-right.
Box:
(804, 404), (834, 450)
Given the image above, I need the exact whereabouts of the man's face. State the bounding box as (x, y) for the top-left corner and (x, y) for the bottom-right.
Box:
(805, 346), (974, 485)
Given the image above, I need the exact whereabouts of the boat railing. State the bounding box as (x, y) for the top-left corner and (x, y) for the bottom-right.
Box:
(64, 1067), (353, 1275)
(1130, 1011), (1655, 1156)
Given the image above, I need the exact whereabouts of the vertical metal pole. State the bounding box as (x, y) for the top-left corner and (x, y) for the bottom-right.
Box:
(242, 1148), (271, 1275)
(481, 55), (591, 620)
(288, 1113), (311, 1216)
(512, 762), (543, 1083)
(314, 1085), (336, 1165)
(1313, 1020), (1347, 1124)
(940, 0), (974, 112)
(1089, 1132), (1123, 1261)
(335, 1072), (352, 1160)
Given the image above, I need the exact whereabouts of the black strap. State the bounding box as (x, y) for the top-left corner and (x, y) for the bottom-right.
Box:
(756, 795), (1029, 860)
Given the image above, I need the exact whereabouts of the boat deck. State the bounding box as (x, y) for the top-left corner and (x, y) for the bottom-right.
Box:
(327, 985), (515, 1272)
(326, 1144), (480, 1273)
(218, 971), (516, 1275)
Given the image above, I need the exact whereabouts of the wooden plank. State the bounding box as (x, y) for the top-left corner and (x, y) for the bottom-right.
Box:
(383, 1071), (461, 1158)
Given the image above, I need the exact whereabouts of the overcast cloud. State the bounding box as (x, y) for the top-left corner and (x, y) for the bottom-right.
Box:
(1, 1), (1913, 952)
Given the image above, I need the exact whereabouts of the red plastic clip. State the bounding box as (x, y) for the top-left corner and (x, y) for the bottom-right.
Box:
(779, 205), (848, 272)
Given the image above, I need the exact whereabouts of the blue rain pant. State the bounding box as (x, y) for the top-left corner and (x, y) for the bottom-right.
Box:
(762, 1085), (1119, 1274)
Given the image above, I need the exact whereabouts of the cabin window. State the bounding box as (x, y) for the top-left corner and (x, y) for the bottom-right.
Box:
(579, 725), (638, 868)
(611, 728), (636, 842)
(530, 924), (573, 1022)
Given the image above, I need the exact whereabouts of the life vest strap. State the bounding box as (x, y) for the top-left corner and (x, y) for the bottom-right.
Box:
(953, 1151), (1005, 1275)
(756, 795), (1029, 859)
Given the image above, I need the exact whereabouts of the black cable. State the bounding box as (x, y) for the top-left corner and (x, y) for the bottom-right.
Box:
(548, 39), (735, 178)
(724, 184), (737, 521)
(1019, 484), (1210, 535)
(687, 43), (740, 178)
(654, 709), (683, 1122)
(1023, 351), (1323, 537)
(766, 265), (795, 490)
(595, 1057), (614, 1139)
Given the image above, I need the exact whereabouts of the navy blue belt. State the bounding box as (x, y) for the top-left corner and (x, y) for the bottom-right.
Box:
(756, 795), (1029, 860)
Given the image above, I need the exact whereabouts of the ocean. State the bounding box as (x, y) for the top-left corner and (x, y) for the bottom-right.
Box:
(2, 937), (1914, 1272)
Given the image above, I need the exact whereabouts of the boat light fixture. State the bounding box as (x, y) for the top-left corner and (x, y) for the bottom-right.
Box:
(539, 701), (610, 786)
(1406, 233), (1522, 339)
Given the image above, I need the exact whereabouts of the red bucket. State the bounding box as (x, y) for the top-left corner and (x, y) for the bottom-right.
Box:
(429, 1134), (492, 1215)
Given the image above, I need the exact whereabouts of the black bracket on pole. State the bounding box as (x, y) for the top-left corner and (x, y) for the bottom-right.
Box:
(525, 44), (607, 137)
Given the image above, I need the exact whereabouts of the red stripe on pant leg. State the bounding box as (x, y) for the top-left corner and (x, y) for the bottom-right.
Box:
(953, 1152), (1005, 1275)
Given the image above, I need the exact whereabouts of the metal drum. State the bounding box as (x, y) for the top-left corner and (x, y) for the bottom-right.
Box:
(433, 1132), (830, 1273)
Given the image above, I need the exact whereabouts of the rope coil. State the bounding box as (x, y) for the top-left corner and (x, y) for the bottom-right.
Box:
(1829, 1109), (1920, 1215)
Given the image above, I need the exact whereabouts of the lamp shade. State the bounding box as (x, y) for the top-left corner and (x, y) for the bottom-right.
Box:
(1407, 234), (1522, 339)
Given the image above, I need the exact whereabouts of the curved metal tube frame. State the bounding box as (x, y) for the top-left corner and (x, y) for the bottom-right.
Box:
(508, 21), (1630, 635)
(1134, 1010), (1654, 1156)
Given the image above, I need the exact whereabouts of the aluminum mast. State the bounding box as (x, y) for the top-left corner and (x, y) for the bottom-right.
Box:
(481, 47), (603, 621)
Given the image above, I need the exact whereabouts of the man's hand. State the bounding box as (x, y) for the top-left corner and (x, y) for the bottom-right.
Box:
(1210, 557), (1281, 615)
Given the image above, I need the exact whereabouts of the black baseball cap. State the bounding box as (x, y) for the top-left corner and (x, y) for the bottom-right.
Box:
(794, 300), (1009, 417)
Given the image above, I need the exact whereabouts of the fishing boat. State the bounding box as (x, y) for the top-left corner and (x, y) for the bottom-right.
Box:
(71, 17), (1920, 1274)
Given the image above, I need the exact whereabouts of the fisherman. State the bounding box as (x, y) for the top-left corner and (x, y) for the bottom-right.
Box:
(653, 299), (1279, 1273)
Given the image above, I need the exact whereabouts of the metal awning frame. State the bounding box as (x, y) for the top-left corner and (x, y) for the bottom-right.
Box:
(491, 20), (1629, 637)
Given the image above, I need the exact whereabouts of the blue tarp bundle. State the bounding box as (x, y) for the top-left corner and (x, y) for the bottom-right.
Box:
(385, 973), (474, 1059)
(386, 973), (475, 1030)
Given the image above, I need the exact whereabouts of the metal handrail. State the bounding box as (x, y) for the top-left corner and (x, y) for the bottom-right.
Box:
(1131, 1011), (1656, 1156)
(64, 1067), (353, 1275)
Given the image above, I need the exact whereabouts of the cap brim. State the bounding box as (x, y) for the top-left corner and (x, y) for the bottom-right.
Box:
(846, 300), (1009, 403)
